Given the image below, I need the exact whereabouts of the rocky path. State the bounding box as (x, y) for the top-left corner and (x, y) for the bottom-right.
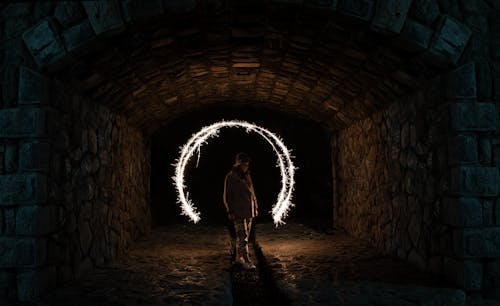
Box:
(255, 223), (499, 306)
(40, 224), (233, 306)
(36, 222), (500, 306)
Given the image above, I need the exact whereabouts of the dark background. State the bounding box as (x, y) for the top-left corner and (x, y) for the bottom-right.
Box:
(150, 103), (333, 228)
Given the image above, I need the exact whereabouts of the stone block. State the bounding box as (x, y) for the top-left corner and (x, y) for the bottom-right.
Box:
(444, 257), (482, 290)
(428, 16), (471, 65)
(16, 206), (57, 236)
(410, 0), (440, 26)
(476, 61), (492, 100)
(479, 139), (491, 165)
(163, 0), (198, 14)
(2, 64), (19, 107)
(447, 134), (477, 165)
(491, 34), (500, 59)
(18, 66), (50, 105)
(0, 174), (48, 205)
(17, 266), (56, 302)
(371, 0), (412, 34)
(441, 197), (482, 227)
(4, 209), (15, 235)
(450, 103), (496, 132)
(0, 108), (46, 138)
(4, 143), (18, 174)
(19, 142), (50, 172)
(398, 18), (433, 51)
(337, 0), (374, 21)
(4, 17), (31, 41)
(446, 63), (476, 100)
(0, 238), (43, 267)
(54, 2), (85, 28)
(496, 198), (500, 225)
(450, 166), (500, 196)
(454, 228), (500, 258)
(62, 20), (98, 56)
(127, 0), (164, 21)
(0, 270), (16, 300)
(82, 1), (125, 36)
(22, 18), (68, 68)
(80, 221), (92, 255)
(494, 145), (500, 167)
(304, 0), (338, 9)
(484, 259), (500, 297)
(483, 199), (494, 225)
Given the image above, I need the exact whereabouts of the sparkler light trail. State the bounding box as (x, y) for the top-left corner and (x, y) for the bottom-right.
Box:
(173, 120), (296, 225)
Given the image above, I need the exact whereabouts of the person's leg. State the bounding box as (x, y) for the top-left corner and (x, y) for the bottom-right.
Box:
(233, 219), (246, 263)
(243, 218), (252, 262)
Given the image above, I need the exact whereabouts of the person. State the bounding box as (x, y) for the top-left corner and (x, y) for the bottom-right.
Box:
(223, 152), (258, 270)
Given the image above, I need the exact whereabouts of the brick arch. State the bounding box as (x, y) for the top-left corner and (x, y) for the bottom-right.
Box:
(19, 0), (472, 133)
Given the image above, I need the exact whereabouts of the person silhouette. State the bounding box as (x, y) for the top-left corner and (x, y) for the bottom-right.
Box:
(223, 152), (258, 270)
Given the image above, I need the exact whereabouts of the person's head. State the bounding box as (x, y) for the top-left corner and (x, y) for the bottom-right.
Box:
(234, 152), (251, 173)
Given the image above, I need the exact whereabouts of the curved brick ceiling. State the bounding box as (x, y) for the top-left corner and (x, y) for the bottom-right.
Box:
(29, 1), (470, 133)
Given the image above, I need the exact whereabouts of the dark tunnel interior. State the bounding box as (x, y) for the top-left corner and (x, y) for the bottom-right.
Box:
(150, 104), (333, 229)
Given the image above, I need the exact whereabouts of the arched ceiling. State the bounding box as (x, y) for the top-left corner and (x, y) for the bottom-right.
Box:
(35, 0), (468, 134)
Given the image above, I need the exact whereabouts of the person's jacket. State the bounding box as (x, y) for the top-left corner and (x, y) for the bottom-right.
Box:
(223, 167), (258, 219)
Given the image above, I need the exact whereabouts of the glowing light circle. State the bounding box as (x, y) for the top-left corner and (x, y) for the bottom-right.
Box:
(173, 120), (296, 225)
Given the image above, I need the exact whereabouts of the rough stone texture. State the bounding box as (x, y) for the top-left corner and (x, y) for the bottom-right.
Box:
(372, 0), (413, 34)
(126, 0), (164, 22)
(444, 257), (483, 290)
(4, 143), (18, 174)
(334, 78), (448, 271)
(2, 64), (20, 107)
(0, 108), (46, 138)
(45, 82), (151, 294)
(428, 16), (472, 65)
(483, 259), (500, 298)
(454, 228), (500, 258)
(446, 63), (477, 100)
(0, 174), (47, 206)
(479, 139), (492, 165)
(337, 0), (375, 21)
(441, 197), (482, 227)
(61, 20), (97, 55)
(19, 142), (50, 172)
(448, 135), (478, 165)
(16, 266), (56, 302)
(54, 2), (86, 28)
(410, 0), (440, 26)
(451, 103), (497, 132)
(398, 18), (434, 51)
(18, 66), (50, 105)
(0, 238), (45, 267)
(258, 223), (466, 305)
(496, 199), (500, 225)
(22, 18), (68, 68)
(40, 225), (232, 305)
(5, 0), (469, 134)
(16, 206), (57, 236)
(449, 166), (500, 197)
(82, 1), (125, 36)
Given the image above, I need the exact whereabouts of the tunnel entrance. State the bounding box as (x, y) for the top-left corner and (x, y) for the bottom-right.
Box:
(150, 103), (333, 229)
(2, 0), (499, 303)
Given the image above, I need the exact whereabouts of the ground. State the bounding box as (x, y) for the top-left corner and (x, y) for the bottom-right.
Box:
(34, 223), (500, 306)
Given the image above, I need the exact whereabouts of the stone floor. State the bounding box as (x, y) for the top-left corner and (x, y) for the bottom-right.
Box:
(40, 224), (233, 306)
(32, 222), (500, 306)
(255, 223), (500, 306)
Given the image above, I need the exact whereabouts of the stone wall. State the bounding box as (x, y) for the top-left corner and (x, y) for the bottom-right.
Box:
(47, 80), (152, 285)
(0, 67), (151, 301)
(333, 74), (449, 274)
(333, 62), (500, 294)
